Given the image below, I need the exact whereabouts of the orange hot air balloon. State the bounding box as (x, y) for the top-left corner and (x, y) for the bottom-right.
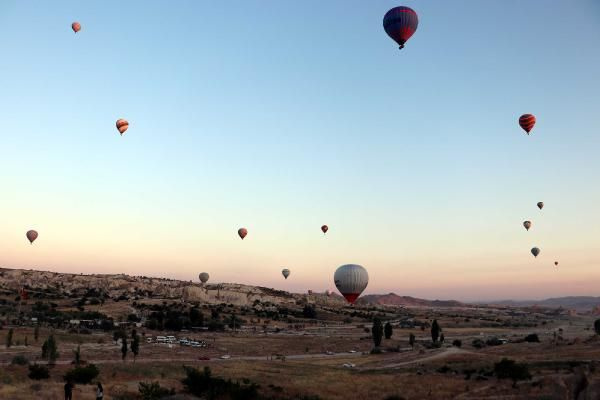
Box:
(116, 119), (129, 135)
(72, 22), (81, 33)
(519, 114), (536, 134)
(26, 230), (38, 244)
(238, 228), (248, 240)
(321, 225), (328, 234)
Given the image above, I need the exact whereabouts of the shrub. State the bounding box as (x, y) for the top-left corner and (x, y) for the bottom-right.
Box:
(11, 355), (29, 365)
(594, 319), (600, 335)
(472, 339), (485, 349)
(524, 334), (540, 343)
(182, 366), (259, 400)
(486, 337), (503, 346)
(28, 364), (50, 380)
(494, 358), (531, 387)
(139, 381), (174, 400)
(63, 364), (99, 384)
(452, 339), (462, 348)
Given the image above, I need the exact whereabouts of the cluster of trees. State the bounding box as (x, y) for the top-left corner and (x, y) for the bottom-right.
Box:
(371, 318), (394, 348)
(113, 329), (140, 361)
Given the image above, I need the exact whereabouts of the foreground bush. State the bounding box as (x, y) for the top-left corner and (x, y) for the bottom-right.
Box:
(494, 358), (531, 387)
(139, 381), (175, 400)
(11, 355), (29, 365)
(182, 366), (258, 400)
(28, 364), (50, 380)
(524, 333), (540, 343)
(452, 339), (462, 347)
(64, 364), (99, 384)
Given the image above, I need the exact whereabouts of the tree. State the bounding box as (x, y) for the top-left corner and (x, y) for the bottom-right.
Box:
(131, 331), (140, 362)
(302, 305), (317, 319)
(440, 333), (445, 343)
(28, 364), (50, 380)
(41, 335), (59, 364)
(6, 328), (13, 348)
(34, 325), (39, 342)
(494, 358), (531, 388)
(372, 318), (383, 348)
(384, 322), (393, 340)
(431, 320), (441, 343)
(73, 344), (81, 366)
(121, 334), (128, 361)
(409, 333), (416, 349)
(24, 336), (28, 347)
(594, 319), (600, 335)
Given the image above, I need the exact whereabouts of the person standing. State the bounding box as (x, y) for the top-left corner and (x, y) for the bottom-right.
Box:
(64, 381), (74, 400)
(96, 382), (104, 400)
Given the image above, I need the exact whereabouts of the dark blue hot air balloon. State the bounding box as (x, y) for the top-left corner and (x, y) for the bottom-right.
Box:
(383, 6), (419, 49)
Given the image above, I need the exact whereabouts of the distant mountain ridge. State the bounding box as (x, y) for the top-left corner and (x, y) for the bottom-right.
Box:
(484, 296), (600, 312)
(357, 293), (463, 307)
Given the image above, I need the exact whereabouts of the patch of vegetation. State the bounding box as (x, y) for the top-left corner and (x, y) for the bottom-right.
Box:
(494, 358), (532, 387)
(182, 366), (259, 400)
(28, 364), (50, 380)
(524, 333), (540, 343)
(139, 381), (175, 400)
(452, 339), (462, 347)
(63, 364), (100, 384)
(11, 355), (29, 365)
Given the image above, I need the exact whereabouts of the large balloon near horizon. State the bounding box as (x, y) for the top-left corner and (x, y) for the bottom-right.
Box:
(519, 114), (536, 134)
(383, 6), (418, 50)
(238, 228), (248, 240)
(116, 119), (129, 135)
(531, 247), (541, 258)
(199, 272), (209, 284)
(321, 225), (328, 234)
(537, 202), (544, 210)
(334, 264), (369, 304)
(26, 230), (38, 244)
(282, 269), (290, 279)
(71, 22), (81, 33)
(523, 221), (532, 231)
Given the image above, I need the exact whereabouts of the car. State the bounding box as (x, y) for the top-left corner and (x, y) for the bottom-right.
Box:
(342, 363), (356, 368)
(348, 350), (357, 353)
(326, 351), (334, 355)
(220, 355), (231, 359)
(198, 356), (210, 361)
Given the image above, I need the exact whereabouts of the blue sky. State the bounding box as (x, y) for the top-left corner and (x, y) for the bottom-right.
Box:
(0, 1), (599, 301)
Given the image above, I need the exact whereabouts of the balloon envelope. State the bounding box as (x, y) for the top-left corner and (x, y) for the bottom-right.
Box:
(116, 119), (129, 135)
(321, 225), (328, 234)
(523, 221), (532, 231)
(537, 202), (544, 210)
(282, 269), (290, 279)
(383, 6), (419, 49)
(531, 247), (540, 257)
(519, 114), (536, 134)
(26, 230), (38, 244)
(334, 264), (369, 304)
(554, 261), (559, 266)
(238, 228), (247, 240)
(72, 22), (81, 33)
(199, 272), (209, 284)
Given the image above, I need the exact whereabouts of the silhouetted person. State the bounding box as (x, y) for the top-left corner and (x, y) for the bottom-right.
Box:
(96, 382), (104, 400)
(64, 381), (74, 400)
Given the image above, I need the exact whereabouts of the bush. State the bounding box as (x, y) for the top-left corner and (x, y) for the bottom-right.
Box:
(11, 355), (29, 365)
(139, 381), (174, 400)
(64, 364), (100, 384)
(486, 337), (503, 346)
(384, 397), (406, 400)
(452, 339), (462, 348)
(524, 334), (540, 343)
(472, 339), (485, 349)
(28, 364), (50, 380)
(494, 358), (531, 386)
(182, 366), (259, 400)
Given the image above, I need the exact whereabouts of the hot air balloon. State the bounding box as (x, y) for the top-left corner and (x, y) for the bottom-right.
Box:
(523, 221), (532, 231)
(531, 247), (540, 258)
(326, 289), (332, 297)
(26, 230), (38, 244)
(72, 22), (81, 33)
(383, 6), (419, 49)
(199, 272), (209, 284)
(554, 261), (559, 267)
(519, 114), (536, 134)
(116, 119), (129, 135)
(321, 225), (328, 234)
(282, 269), (290, 279)
(238, 228), (247, 240)
(537, 202), (544, 210)
(334, 264), (368, 304)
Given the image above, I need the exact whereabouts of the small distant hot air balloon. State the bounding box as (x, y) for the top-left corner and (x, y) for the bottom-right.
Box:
(116, 119), (129, 135)
(238, 228), (247, 240)
(199, 272), (209, 284)
(537, 202), (544, 210)
(383, 6), (419, 50)
(282, 269), (290, 279)
(519, 114), (536, 134)
(72, 22), (81, 33)
(334, 264), (369, 304)
(26, 230), (38, 244)
(531, 247), (540, 258)
(523, 221), (532, 231)
(321, 225), (328, 234)
(326, 289), (332, 297)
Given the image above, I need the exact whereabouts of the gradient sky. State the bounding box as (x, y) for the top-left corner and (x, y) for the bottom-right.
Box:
(1, 1), (599, 301)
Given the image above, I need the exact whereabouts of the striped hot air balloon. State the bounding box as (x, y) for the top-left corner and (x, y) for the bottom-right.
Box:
(72, 22), (81, 33)
(334, 264), (369, 304)
(383, 6), (419, 50)
(523, 221), (532, 231)
(281, 269), (290, 279)
(519, 114), (536, 134)
(116, 119), (129, 135)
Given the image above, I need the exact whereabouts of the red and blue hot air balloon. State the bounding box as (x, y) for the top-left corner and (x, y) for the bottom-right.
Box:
(383, 6), (419, 50)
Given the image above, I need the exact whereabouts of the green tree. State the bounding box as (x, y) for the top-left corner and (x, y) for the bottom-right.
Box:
(73, 344), (81, 366)
(409, 333), (416, 348)
(41, 335), (59, 364)
(34, 325), (39, 342)
(372, 318), (383, 348)
(6, 328), (13, 348)
(431, 320), (441, 343)
(121, 333), (128, 361)
(384, 322), (393, 339)
(131, 331), (140, 362)
(594, 319), (600, 335)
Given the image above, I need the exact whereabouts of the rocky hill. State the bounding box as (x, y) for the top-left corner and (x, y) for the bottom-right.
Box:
(357, 293), (463, 308)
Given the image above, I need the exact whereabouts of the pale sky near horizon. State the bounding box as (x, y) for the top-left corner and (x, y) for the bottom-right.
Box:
(1, 1), (599, 302)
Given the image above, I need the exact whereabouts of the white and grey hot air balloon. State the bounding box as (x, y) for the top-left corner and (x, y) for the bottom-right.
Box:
(282, 268), (290, 279)
(531, 247), (540, 258)
(199, 272), (209, 284)
(333, 264), (368, 304)
(523, 221), (532, 231)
